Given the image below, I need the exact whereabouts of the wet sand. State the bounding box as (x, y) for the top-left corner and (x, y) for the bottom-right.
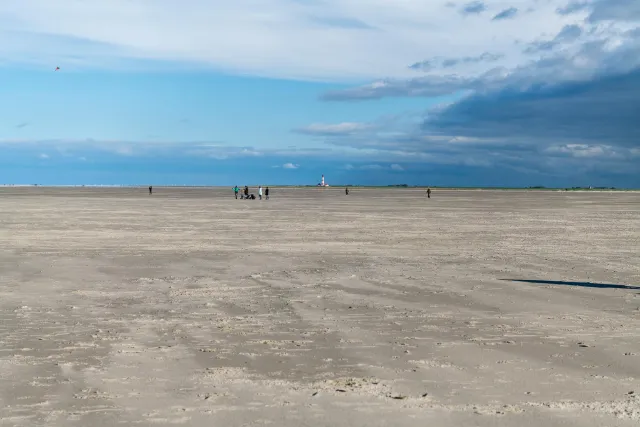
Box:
(1, 187), (639, 426)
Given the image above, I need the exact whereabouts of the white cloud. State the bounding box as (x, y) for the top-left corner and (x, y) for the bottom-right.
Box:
(114, 146), (134, 156)
(282, 162), (299, 169)
(341, 163), (406, 171)
(545, 144), (622, 158)
(294, 122), (374, 135)
(38, 153), (49, 159)
(0, 0), (595, 81)
(360, 164), (384, 170)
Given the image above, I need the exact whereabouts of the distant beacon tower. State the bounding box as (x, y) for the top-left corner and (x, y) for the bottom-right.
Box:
(318, 174), (329, 187)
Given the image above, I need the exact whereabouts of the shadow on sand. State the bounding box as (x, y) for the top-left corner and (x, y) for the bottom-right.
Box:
(502, 279), (640, 291)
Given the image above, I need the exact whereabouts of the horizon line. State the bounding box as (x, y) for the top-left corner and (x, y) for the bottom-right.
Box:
(1, 184), (635, 190)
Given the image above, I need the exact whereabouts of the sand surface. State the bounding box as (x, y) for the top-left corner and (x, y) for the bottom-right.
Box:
(1, 187), (639, 426)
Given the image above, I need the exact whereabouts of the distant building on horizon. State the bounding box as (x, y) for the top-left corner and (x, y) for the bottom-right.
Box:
(317, 174), (329, 187)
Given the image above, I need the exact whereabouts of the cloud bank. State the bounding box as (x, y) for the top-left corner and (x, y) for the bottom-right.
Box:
(311, 0), (640, 186)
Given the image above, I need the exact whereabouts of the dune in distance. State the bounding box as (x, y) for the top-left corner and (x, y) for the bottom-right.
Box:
(0, 187), (639, 426)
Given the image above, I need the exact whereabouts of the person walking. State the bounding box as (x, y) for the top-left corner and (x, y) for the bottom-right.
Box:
(265, 187), (270, 200)
(233, 186), (239, 199)
(149, 185), (153, 195)
(244, 186), (249, 199)
(345, 187), (349, 195)
(258, 186), (263, 200)
(427, 187), (431, 199)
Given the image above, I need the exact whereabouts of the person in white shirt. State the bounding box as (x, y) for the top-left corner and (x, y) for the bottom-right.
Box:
(258, 186), (263, 200)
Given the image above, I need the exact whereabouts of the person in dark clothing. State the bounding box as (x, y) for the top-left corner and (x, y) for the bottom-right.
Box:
(427, 187), (431, 198)
(345, 187), (349, 195)
(244, 186), (249, 199)
(149, 186), (153, 195)
(265, 187), (270, 200)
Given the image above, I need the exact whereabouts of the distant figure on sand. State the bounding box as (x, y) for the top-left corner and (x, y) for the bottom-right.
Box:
(345, 187), (349, 195)
(427, 187), (431, 198)
(233, 186), (239, 199)
(265, 187), (270, 200)
(244, 186), (249, 199)
(258, 186), (263, 200)
(149, 186), (153, 195)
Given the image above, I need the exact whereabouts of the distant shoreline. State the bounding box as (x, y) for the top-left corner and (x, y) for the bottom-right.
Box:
(1, 184), (638, 191)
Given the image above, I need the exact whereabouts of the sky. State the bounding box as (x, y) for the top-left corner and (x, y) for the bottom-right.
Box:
(1, 0), (639, 187)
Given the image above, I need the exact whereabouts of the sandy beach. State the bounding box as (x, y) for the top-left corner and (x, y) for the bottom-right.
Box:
(0, 187), (639, 426)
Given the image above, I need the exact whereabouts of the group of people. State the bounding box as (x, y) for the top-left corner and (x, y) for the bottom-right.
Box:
(234, 186), (269, 200)
(149, 185), (430, 199)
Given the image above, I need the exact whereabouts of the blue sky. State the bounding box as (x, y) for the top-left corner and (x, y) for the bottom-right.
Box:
(1, 0), (639, 187)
